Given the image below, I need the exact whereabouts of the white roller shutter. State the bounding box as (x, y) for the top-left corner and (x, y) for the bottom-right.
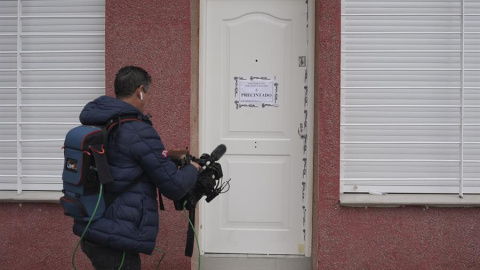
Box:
(341, 0), (480, 195)
(0, 0), (105, 192)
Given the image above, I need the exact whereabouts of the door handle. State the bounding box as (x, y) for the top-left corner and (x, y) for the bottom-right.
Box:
(298, 123), (307, 138)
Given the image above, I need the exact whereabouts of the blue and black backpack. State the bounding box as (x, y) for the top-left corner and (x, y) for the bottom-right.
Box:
(59, 115), (150, 221)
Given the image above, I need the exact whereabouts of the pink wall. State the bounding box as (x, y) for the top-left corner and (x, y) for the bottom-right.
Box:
(314, 1), (480, 269)
(0, 203), (89, 270)
(105, 0), (194, 148)
(104, 0), (195, 269)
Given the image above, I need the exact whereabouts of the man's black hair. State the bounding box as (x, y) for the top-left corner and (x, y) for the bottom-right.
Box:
(114, 66), (151, 98)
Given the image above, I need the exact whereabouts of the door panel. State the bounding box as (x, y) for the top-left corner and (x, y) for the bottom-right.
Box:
(202, 0), (310, 255)
(225, 156), (289, 226)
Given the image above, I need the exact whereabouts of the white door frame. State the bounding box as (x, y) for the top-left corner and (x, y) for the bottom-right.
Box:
(198, 0), (315, 257)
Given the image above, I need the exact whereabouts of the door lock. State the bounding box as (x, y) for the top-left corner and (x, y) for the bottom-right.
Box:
(298, 123), (307, 138)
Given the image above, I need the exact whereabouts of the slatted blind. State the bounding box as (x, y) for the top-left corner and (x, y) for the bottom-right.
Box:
(0, 0), (105, 192)
(341, 0), (480, 195)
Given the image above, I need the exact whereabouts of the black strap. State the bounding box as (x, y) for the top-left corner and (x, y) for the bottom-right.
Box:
(106, 114), (152, 133)
(99, 115), (151, 208)
(97, 114), (157, 210)
(104, 176), (143, 208)
(90, 144), (114, 185)
(158, 189), (165, 211)
(185, 208), (196, 257)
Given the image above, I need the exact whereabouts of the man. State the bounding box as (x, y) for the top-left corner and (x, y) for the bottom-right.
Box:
(74, 66), (201, 269)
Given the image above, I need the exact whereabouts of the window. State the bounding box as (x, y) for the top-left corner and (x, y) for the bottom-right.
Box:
(0, 0), (105, 193)
(341, 0), (480, 196)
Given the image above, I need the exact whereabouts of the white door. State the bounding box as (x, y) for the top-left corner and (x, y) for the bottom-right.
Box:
(200, 0), (313, 255)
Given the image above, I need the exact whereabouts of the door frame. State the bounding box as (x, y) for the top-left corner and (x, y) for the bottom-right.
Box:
(197, 0), (315, 257)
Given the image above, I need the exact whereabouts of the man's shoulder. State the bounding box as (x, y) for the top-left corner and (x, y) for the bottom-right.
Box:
(117, 119), (158, 140)
(111, 114), (152, 129)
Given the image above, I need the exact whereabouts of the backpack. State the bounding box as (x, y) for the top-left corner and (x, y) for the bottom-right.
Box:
(59, 116), (148, 222)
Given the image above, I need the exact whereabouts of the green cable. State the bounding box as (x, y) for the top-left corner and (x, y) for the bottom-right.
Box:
(154, 248), (167, 270)
(71, 184), (126, 270)
(70, 185), (172, 270)
(72, 184), (103, 270)
(182, 201), (201, 270)
(117, 252), (126, 270)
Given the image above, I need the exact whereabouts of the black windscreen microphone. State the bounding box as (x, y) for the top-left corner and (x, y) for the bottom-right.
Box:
(210, 144), (226, 162)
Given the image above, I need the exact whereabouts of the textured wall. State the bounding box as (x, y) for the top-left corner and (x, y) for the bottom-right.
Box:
(105, 0), (194, 149)
(104, 0), (195, 269)
(314, 0), (480, 269)
(0, 203), (89, 270)
(2, 1), (480, 270)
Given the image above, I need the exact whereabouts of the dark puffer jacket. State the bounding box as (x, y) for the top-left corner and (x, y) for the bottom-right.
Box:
(72, 95), (198, 254)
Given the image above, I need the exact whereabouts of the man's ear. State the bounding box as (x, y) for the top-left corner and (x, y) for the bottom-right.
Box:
(135, 86), (143, 100)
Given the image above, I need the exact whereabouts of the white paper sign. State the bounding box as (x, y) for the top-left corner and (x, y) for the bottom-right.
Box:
(238, 80), (274, 103)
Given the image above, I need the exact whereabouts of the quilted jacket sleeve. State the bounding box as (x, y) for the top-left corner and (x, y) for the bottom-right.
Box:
(130, 122), (198, 201)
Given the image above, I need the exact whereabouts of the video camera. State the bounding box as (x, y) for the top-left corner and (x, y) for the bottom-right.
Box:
(169, 144), (229, 211)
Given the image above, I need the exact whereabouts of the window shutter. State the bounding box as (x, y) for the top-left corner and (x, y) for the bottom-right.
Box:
(0, 0), (105, 192)
(341, 0), (480, 195)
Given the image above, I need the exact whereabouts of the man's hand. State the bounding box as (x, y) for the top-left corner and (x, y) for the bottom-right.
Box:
(191, 161), (202, 171)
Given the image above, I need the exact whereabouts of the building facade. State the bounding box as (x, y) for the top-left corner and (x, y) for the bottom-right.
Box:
(0, 0), (479, 269)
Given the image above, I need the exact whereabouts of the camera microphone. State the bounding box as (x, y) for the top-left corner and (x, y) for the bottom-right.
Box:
(210, 144), (226, 162)
(202, 144), (226, 167)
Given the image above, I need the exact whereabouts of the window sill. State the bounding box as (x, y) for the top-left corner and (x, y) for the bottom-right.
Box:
(340, 194), (480, 207)
(0, 191), (61, 203)
(3, 192), (480, 207)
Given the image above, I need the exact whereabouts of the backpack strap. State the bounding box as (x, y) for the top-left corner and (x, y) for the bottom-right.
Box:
(104, 175), (145, 208)
(89, 127), (114, 185)
(101, 114), (153, 208)
(106, 114), (152, 133)
(184, 208), (196, 257)
(158, 189), (165, 210)
(88, 114), (144, 186)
